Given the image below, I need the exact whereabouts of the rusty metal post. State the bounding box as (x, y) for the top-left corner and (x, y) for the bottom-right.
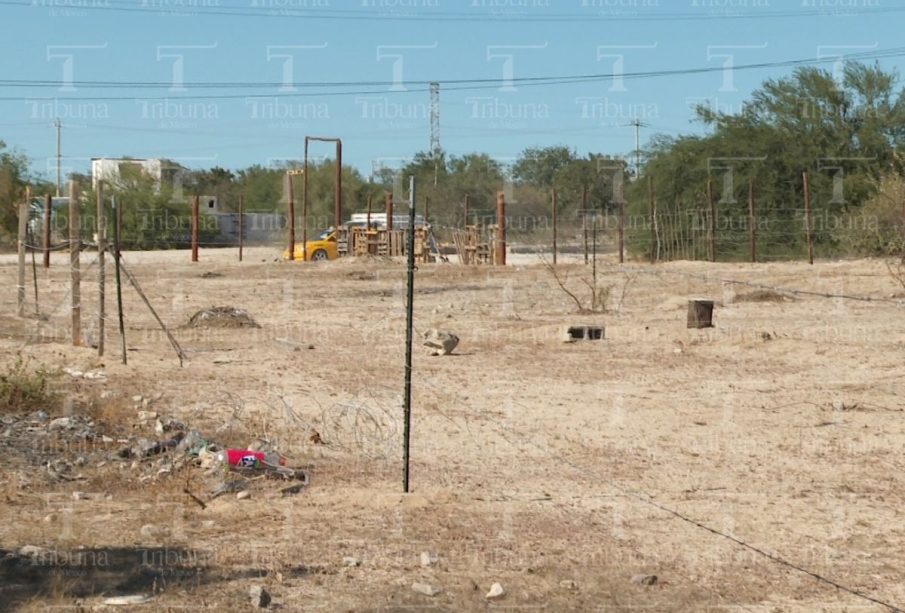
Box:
(803, 170), (813, 265)
(96, 181), (106, 357)
(463, 194), (469, 227)
(748, 180), (756, 263)
(707, 177), (716, 262)
(238, 193), (244, 262)
(43, 193), (51, 268)
(304, 136), (343, 233)
(17, 187), (29, 317)
(303, 140), (309, 260)
(551, 188), (558, 266)
(496, 191), (506, 266)
(385, 191), (394, 231)
(69, 180), (80, 345)
(191, 194), (200, 262)
(287, 173), (296, 260)
(335, 139), (342, 230)
(366, 194), (372, 229)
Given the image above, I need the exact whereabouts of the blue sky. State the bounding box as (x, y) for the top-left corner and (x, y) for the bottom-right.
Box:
(2, 0), (905, 180)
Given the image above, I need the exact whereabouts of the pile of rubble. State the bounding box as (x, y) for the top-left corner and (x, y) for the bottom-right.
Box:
(1, 406), (308, 502)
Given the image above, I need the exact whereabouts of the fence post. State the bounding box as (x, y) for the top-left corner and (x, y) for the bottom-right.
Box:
(496, 191), (506, 266)
(748, 180), (756, 263)
(43, 193), (51, 268)
(551, 188), (557, 265)
(191, 194), (199, 262)
(648, 176), (656, 263)
(69, 180), (80, 346)
(385, 191), (394, 231)
(582, 186), (588, 265)
(707, 177), (716, 262)
(618, 175), (625, 264)
(114, 197), (126, 365)
(96, 181), (106, 357)
(17, 187), (29, 317)
(238, 193), (244, 262)
(803, 170), (814, 265)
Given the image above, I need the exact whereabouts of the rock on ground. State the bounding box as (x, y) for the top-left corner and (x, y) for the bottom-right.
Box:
(423, 329), (459, 356)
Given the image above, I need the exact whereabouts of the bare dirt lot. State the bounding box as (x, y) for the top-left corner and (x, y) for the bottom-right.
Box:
(0, 247), (903, 612)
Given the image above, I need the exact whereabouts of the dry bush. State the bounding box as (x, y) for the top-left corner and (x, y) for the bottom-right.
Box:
(0, 354), (57, 414)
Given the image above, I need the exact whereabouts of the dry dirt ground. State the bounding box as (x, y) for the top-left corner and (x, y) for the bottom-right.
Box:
(0, 246), (903, 612)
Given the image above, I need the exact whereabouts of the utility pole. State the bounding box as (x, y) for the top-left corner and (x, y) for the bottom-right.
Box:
(630, 120), (647, 181)
(430, 82), (441, 187)
(54, 119), (62, 197)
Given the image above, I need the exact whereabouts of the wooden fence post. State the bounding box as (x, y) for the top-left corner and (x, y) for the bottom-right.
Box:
(238, 193), (244, 262)
(69, 180), (80, 346)
(17, 187), (29, 317)
(748, 180), (756, 263)
(96, 181), (106, 357)
(803, 170), (814, 265)
(496, 191), (506, 266)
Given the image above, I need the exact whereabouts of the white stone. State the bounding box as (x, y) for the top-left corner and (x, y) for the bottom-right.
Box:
(411, 582), (441, 597)
(486, 583), (505, 599)
(420, 551), (438, 567)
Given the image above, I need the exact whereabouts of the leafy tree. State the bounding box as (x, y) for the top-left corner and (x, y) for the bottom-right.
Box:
(627, 61), (905, 259)
(0, 141), (29, 242)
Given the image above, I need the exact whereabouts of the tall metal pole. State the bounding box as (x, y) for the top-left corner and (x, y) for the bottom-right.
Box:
(403, 176), (416, 493)
(366, 194), (372, 230)
(463, 194), (469, 227)
(55, 119), (61, 197)
(96, 181), (106, 357)
(803, 170), (814, 265)
(113, 197), (126, 365)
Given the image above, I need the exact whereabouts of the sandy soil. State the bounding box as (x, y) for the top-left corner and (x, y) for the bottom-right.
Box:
(0, 246), (903, 612)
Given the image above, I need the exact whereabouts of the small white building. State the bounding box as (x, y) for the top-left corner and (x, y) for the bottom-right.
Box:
(91, 158), (164, 190)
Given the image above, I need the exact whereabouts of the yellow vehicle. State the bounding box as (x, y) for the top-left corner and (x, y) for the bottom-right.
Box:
(282, 229), (338, 261)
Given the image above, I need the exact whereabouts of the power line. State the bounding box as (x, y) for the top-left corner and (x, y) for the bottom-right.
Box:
(3, 46), (905, 103)
(6, 0), (905, 21)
